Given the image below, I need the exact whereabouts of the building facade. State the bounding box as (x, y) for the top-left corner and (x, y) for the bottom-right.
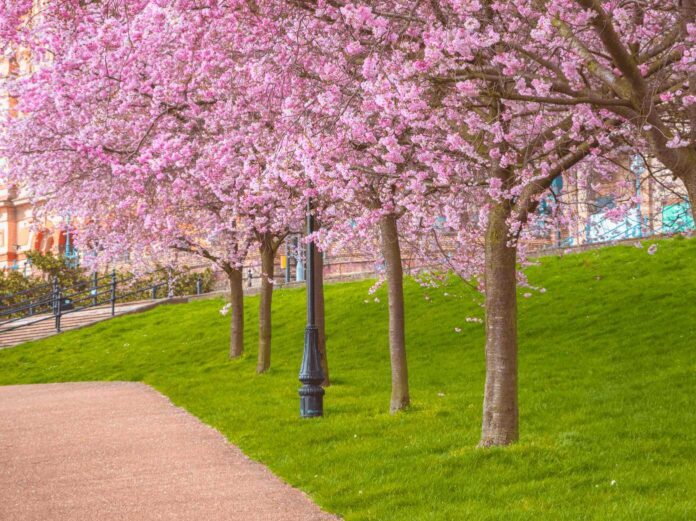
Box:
(1, 49), (63, 272)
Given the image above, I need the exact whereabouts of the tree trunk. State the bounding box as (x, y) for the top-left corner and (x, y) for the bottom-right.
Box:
(479, 201), (519, 447)
(314, 247), (329, 386)
(379, 213), (409, 413)
(643, 125), (696, 222)
(257, 238), (275, 373)
(680, 169), (696, 223)
(227, 268), (244, 359)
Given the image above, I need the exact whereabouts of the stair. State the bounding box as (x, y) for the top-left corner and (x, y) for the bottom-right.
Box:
(0, 299), (184, 349)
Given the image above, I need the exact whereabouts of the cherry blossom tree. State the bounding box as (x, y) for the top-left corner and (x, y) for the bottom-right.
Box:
(268, 3), (454, 412)
(0, 0), (305, 369)
(390, 0), (693, 443)
(394, 1), (623, 446)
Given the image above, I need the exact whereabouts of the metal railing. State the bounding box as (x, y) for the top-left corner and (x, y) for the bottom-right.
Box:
(0, 270), (205, 335)
(536, 211), (695, 253)
(0, 280), (54, 312)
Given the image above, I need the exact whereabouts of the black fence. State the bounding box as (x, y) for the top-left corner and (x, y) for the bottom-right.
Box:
(0, 270), (205, 335)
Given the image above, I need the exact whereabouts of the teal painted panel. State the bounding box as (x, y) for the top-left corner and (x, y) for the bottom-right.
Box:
(662, 203), (694, 233)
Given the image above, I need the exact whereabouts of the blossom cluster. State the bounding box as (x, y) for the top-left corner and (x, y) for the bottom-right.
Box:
(0, 0), (691, 283)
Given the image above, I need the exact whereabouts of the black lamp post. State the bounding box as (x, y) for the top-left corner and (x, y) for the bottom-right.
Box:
(299, 199), (324, 418)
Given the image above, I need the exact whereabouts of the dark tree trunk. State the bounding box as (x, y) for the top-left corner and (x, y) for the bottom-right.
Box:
(650, 148), (696, 222)
(379, 213), (410, 413)
(642, 120), (696, 222)
(680, 169), (696, 223)
(227, 268), (244, 359)
(314, 247), (329, 386)
(479, 201), (519, 447)
(257, 236), (275, 373)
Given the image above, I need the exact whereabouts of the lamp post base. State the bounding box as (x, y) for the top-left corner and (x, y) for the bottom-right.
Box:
(299, 385), (325, 418)
(299, 325), (324, 418)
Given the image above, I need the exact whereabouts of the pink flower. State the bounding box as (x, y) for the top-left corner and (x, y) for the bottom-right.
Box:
(345, 41), (363, 56)
(413, 60), (430, 72)
(660, 92), (674, 102)
(666, 135), (688, 149)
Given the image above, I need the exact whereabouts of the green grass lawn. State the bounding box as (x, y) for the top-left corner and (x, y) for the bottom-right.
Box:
(1, 238), (695, 520)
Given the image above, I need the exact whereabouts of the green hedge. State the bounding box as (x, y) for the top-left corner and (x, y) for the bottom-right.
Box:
(1, 251), (214, 312)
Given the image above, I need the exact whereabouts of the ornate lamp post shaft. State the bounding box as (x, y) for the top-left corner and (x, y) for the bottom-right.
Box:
(299, 199), (324, 418)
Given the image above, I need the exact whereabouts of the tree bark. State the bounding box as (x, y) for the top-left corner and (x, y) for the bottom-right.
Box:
(479, 201), (519, 447)
(227, 267), (244, 359)
(679, 167), (696, 223)
(379, 213), (410, 413)
(257, 236), (275, 373)
(314, 247), (329, 386)
(643, 142), (696, 222)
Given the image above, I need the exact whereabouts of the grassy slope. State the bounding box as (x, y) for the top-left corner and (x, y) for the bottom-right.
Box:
(1, 238), (695, 520)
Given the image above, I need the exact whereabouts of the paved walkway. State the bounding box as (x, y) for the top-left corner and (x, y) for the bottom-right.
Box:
(0, 382), (338, 521)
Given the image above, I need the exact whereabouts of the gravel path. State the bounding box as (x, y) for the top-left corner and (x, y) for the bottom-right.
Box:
(0, 382), (339, 521)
